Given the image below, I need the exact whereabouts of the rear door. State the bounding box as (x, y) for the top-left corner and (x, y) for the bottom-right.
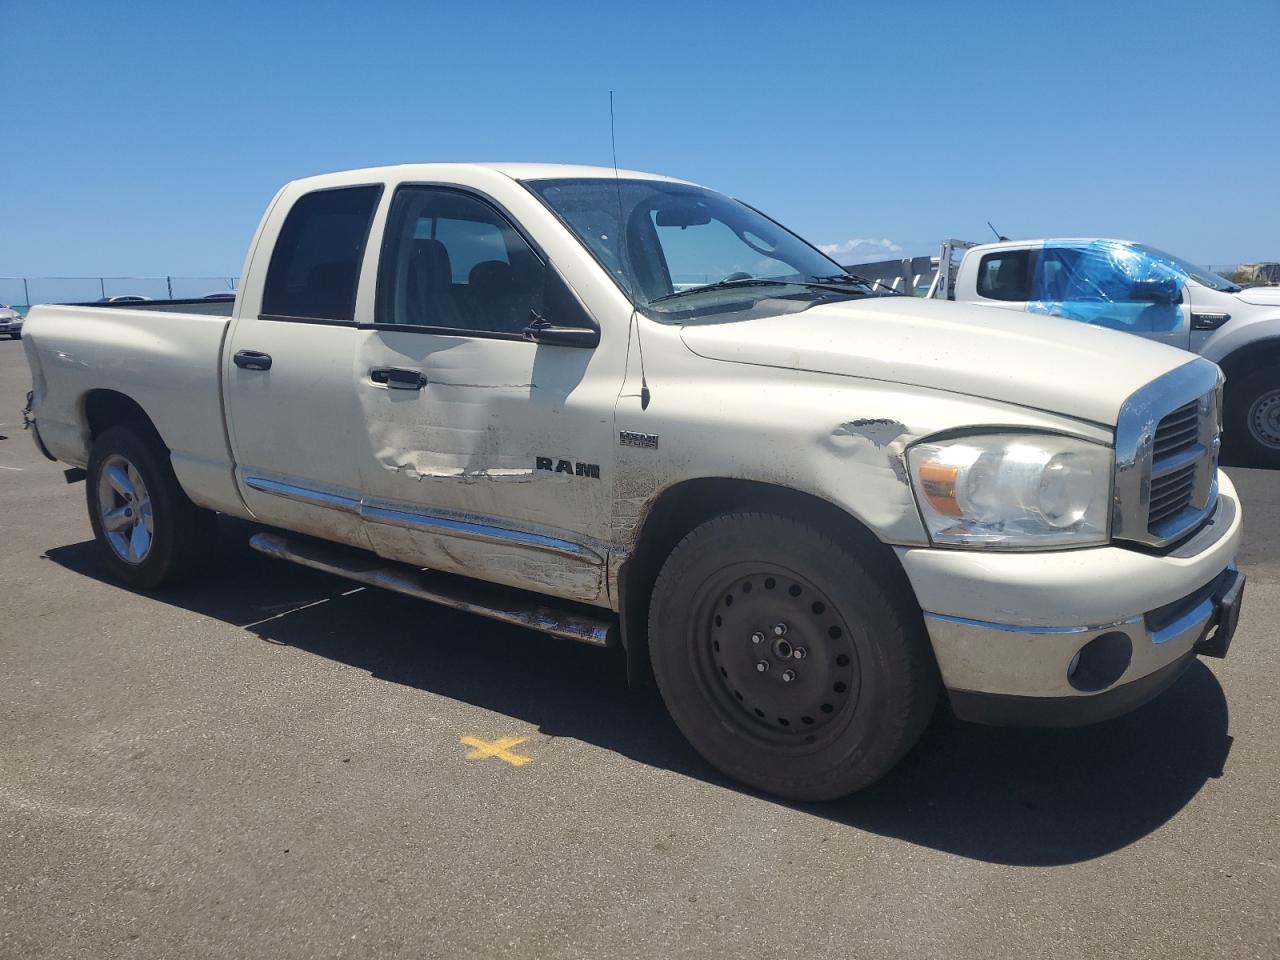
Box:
(223, 183), (382, 545)
(350, 184), (618, 603)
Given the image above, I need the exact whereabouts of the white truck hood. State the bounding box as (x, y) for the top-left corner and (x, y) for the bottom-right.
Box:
(1233, 286), (1280, 306)
(679, 296), (1193, 426)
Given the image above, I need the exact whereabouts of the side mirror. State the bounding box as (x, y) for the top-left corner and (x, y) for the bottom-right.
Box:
(524, 313), (600, 347)
(1128, 275), (1181, 304)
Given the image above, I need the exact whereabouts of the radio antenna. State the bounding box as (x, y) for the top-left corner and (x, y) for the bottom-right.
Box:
(987, 220), (1009, 242)
(611, 90), (650, 410)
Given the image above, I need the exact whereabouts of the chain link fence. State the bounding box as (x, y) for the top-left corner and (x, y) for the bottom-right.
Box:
(0, 277), (239, 315)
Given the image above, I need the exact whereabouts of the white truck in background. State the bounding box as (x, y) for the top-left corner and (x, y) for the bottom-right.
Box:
(21, 164), (1244, 800)
(873, 238), (1280, 466)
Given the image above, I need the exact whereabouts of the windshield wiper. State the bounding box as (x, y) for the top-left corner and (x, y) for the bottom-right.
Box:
(810, 273), (899, 295)
(649, 278), (798, 304)
(810, 273), (872, 285)
(650, 276), (880, 305)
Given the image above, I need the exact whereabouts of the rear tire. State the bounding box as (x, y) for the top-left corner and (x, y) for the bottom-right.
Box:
(1225, 368), (1280, 468)
(648, 512), (938, 801)
(86, 425), (216, 589)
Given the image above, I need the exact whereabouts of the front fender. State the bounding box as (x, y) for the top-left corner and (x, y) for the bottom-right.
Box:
(613, 355), (1115, 551)
(1200, 314), (1280, 368)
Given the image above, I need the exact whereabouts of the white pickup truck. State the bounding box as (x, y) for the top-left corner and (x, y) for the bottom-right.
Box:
(21, 164), (1245, 800)
(940, 238), (1280, 467)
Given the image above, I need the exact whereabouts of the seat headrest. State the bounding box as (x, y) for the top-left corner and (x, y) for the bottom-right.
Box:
(469, 259), (515, 290)
(411, 238), (453, 288)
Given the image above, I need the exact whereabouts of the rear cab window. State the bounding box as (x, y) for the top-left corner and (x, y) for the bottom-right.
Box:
(262, 185), (382, 323)
(975, 249), (1036, 301)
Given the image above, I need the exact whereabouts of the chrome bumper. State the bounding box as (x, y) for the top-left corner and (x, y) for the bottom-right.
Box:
(899, 471), (1242, 718)
(926, 565), (1240, 717)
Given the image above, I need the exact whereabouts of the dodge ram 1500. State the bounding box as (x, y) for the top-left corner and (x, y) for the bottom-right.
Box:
(22, 164), (1245, 799)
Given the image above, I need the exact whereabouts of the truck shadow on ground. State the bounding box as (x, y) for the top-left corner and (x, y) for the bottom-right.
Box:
(46, 520), (1234, 868)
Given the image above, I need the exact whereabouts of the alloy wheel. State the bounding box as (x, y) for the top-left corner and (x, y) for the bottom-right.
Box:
(96, 453), (154, 564)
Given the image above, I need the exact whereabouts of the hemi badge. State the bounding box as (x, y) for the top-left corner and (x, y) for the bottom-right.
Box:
(619, 431), (659, 449)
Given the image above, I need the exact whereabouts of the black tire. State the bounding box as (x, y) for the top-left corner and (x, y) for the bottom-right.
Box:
(1224, 368), (1280, 468)
(648, 512), (938, 801)
(86, 424), (216, 589)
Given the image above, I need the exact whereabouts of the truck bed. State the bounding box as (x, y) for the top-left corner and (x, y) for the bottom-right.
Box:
(22, 301), (240, 515)
(68, 297), (235, 317)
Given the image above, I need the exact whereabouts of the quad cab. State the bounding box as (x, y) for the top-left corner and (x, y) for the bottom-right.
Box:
(22, 165), (1244, 799)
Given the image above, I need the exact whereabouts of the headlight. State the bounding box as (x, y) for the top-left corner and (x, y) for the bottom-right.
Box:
(908, 433), (1112, 549)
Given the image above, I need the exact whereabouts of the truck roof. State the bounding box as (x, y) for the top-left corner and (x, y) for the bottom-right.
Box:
(971, 237), (1140, 252)
(284, 162), (695, 193)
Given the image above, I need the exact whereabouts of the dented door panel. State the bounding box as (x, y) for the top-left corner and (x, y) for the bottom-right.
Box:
(352, 329), (619, 604)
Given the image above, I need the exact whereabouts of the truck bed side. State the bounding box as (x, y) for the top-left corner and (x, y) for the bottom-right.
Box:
(23, 303), (248, 517)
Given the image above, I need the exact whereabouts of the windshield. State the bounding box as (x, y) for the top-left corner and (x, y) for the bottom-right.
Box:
(1132, 244), (1241, 292)
(526, 178), (877, 317)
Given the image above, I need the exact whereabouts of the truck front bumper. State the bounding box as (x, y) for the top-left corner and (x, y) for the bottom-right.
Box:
(896, 470), (1244, 727)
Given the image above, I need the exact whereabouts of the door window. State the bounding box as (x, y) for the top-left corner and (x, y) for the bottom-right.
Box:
(1027, 241), (1183, 333)
(261, 185), (382, 323)
(377, 188), (546, 335)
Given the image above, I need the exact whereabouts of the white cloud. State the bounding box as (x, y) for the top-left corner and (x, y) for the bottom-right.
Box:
(817, 238), (904, 263)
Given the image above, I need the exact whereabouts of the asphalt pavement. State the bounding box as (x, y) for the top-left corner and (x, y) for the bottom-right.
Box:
(0, 339), (1276, 960)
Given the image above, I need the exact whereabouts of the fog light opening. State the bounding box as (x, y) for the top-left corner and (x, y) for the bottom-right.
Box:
(1067, 631), (1133, 693)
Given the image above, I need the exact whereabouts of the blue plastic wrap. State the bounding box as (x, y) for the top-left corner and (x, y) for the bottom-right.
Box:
(1027, 240), (1185, 332)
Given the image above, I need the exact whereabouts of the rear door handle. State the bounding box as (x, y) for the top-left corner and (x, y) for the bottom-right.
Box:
(371, 367), (426, 390)
(233, 350), (272, 371)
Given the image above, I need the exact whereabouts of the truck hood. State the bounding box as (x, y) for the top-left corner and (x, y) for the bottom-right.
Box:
(679, 297), (1193, 426)
(1233, 286), (1280, 307)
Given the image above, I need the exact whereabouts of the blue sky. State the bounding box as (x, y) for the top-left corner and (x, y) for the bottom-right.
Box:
(1, 0), (1276, 285)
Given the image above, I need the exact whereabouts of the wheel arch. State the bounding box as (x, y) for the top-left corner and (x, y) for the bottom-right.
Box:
(82, 389), (167, 449)
(1215, 335), (1280, 389)
(616, 477), (919, 686)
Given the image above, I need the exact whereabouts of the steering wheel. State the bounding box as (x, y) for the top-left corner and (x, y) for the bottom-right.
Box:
(722, 272), (753, 282)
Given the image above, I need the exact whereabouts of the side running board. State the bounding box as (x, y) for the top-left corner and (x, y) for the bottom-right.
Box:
(248, 531), (615, 647)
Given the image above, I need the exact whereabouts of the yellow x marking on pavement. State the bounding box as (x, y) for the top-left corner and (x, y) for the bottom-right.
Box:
(460, 735), (533, 767)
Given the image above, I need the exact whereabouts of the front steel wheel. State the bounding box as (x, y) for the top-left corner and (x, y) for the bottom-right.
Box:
(696, 563), (862, 751)
(1246, 387), (1280, 452)
(649, 512), (939, 801)
(1225, 369), (1280, 468)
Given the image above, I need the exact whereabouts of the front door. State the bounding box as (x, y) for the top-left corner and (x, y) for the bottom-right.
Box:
(351, 185), (618, 603)
(1028, 243), (1191, 350)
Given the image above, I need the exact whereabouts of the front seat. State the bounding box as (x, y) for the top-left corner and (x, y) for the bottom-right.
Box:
(466, 260), (523, 333)
(406, 239), (465, 328)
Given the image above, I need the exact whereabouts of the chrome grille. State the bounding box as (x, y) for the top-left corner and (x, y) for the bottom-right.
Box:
(1152, 401), (1199, 458)
(1113, 361), (1222, 549)
(1148, 461), (1196, 526)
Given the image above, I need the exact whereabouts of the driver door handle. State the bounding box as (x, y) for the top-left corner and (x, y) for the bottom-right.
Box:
(371, 367), (427, 390)
(233, 350), (272, 371)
